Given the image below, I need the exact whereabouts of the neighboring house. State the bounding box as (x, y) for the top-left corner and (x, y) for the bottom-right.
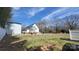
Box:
(22, 24), (39, 34)
(5, 22), (22, 36)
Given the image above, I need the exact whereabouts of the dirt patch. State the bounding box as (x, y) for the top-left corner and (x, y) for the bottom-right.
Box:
(27, 44), (56, 51)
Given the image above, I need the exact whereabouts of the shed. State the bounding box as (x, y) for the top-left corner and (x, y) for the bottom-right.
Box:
(6, 22), (22, 36)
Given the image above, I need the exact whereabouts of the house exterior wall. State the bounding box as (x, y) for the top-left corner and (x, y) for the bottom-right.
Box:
(22, 24), (40, 34)
(26, 29), (30, 32)
(0, 27), (6, 40)
(30, 24), (39, 32)
(26, 24), (39, 33)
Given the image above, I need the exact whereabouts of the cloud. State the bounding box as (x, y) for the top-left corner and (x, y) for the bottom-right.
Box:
(12, 7), (21, 10)
(58, 8), (79, 19)
(26, 7), (45, 18)
(42, 7), (70, 20)
(11, 7), (21, 14)
(43, 7), (79, 19)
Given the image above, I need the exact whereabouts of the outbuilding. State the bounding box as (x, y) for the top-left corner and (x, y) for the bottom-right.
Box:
(5, 22), (22, 36)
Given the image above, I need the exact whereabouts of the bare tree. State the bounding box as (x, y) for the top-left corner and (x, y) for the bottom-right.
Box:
(52, 19), (63, 33)
(63, 15), (79, 30)
(37, 19), (51, 33)
(36, 19), (48, 33)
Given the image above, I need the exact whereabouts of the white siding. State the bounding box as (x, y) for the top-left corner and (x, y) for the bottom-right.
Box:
(0, 27), (6, 40)
(22, 24), (39, 34)
(6, 23), (21, 36)
(30, 24), (39, 33)
(26, 29), (30, 32)
(69, 30), (79, 40)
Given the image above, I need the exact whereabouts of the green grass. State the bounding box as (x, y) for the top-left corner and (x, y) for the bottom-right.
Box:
(19, 33), (79, 51)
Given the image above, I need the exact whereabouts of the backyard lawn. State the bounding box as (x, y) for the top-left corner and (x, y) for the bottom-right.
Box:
(18, 33), (79, 51)
(1, 33), (79, 51)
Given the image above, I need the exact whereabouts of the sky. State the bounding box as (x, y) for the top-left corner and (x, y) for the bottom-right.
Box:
(10, 7), (79, 26)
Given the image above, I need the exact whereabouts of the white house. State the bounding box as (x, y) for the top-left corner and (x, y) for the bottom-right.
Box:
(22, 24), (39, 34)
(5, 22), (22, 36)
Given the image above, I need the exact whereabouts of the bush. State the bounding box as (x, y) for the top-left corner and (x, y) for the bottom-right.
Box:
(62, 43), (79, 51)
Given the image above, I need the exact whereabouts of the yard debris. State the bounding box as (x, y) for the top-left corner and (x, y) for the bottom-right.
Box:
(27, 44), (56, 51)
